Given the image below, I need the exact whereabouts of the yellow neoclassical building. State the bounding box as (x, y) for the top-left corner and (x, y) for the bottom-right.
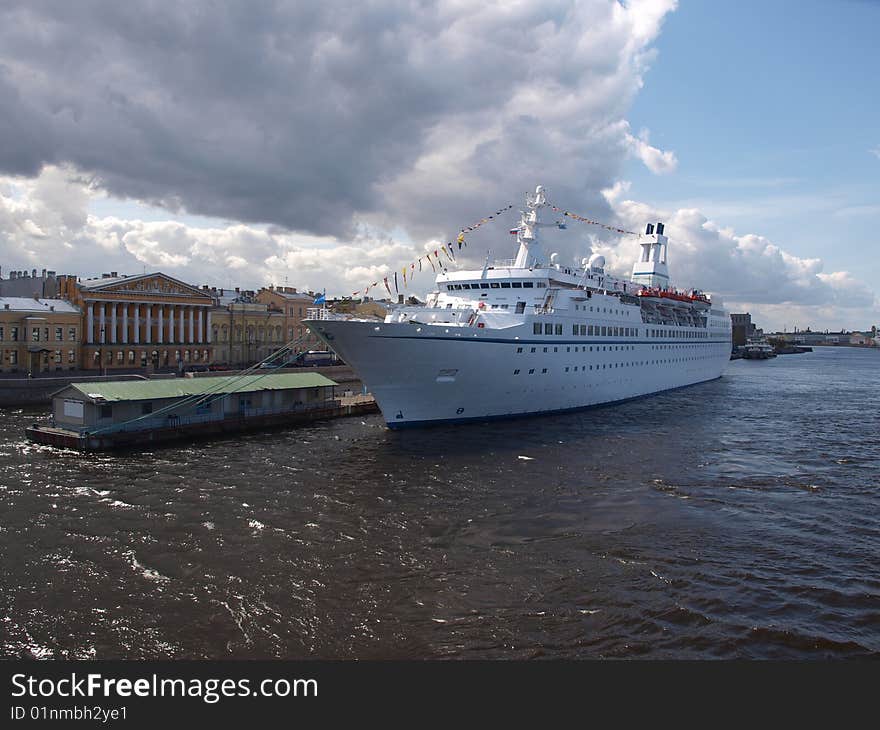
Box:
(0, 297), (82, 374)
(59, 272), (216, 371)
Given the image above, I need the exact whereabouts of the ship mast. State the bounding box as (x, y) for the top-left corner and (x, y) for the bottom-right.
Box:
(513, 185), (554, 269)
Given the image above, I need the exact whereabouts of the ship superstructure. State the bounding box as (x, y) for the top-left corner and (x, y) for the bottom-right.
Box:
(307, 186), (731, 428)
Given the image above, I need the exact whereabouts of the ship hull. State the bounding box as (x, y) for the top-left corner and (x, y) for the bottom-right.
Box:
(310, 318), (730, 429)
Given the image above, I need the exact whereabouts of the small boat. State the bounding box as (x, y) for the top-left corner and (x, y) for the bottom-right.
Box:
(742, 336), (776, 359)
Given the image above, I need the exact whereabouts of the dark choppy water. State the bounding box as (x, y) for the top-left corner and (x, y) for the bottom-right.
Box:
(1, 347), (878, 659)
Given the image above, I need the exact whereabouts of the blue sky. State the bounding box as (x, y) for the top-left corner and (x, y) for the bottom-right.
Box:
(625, 0), (879, 284)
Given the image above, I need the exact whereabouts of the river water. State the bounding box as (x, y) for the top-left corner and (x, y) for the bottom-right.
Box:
(1, 347), (877, 659)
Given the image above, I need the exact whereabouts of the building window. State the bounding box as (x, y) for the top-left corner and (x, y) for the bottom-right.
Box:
(55, 327), (63, 341)
(54, 350), (61, 363)
(32, 327), (40, 341)
(0, 326), (3, 341)
(9, 350), (17, 365)
(99, 405), (112, 419)
(116, 351), (123, 363)
(11, 327), (18, 341)
(69, 327), (76, 341)
(68, 350), (75, 363)
(128, 350), (135, 363)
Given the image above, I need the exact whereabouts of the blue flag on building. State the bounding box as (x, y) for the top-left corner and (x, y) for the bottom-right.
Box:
(313, 294), (326, 304)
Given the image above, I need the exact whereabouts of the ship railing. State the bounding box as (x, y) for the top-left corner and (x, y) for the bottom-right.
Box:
(305, 307), (344, 320)
(493, 258), (518, 268)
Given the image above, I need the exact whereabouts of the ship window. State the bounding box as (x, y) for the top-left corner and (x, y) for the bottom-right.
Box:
(580, 325), (586, 336)
(601, 326), (607, 336)
(490, 283), (500, 288)
(528, 369), (535, 374)
(572, 325), (578, 335)
(565, 367), (569, 372)
(461, 284), (470, 289)
(523, 282), (534, 288)
(543, 347), (548, 352)
(544, 323), (552, 334)
(500, 282), (511, 288)
(480, 283), (490, 289)
(516, 302), (526, 314)
(533, 323), (541, 334)
(512, 282), (522, 288)
(516, 347), (523, 353)
(530, 347), (536, 353)
(514, 369), (520, 375)
(453, 284), (462, 290)
(536, 282), (546, 288)
(555, 324), (562, 335)
(542, 368), (547, 373)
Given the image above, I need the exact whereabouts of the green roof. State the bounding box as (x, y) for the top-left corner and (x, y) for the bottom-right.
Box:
(66, 373), (338, 403)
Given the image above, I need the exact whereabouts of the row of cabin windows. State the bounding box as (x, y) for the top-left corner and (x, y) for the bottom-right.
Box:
(648, 328), (708, 339)
(516, 343), (712, 354)
(513, 353), (720, 375)
(534, 323), (640, 337)
(445, 281), (545, 291)
(0, 326), (77, 342)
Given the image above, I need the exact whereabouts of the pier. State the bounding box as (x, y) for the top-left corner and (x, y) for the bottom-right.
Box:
(25, 372), (377, 451)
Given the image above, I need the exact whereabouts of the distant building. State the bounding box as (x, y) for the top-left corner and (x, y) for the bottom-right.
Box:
(209, 291), (287, 369)
(730, 313), (756, 346)
(254, 286), (321, 352)
(0, 268), (61, 299)
(58, 272), (216, 372)
(0, 297), (81, 374)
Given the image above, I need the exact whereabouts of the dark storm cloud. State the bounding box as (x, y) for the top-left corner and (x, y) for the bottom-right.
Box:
(0, 0), (675, 240)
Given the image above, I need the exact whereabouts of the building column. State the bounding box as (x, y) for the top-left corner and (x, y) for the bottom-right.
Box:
(168, 306), (175, 344)
(197, 307), (204, 343)
(133, 305), (140, 344)
(122, 304), (128, 344)
(110, 303), (117, 343)
(179, 308), (185, 343)
(87, 302), (94, 344)
(98, 303), (106, 343)
(188, 307), (194, 343)
(206, 310), (212, 343)
(157, 306), (164, 344)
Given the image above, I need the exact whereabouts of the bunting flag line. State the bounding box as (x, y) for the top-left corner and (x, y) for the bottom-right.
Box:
(548, 204), (640, 237)
(355, 203), (516, 299)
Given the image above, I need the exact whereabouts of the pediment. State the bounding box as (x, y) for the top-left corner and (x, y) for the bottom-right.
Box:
(83, 273), (212, 300)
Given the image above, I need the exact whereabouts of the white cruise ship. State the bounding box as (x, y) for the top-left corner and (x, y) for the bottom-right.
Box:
(307, 186), (731, 428)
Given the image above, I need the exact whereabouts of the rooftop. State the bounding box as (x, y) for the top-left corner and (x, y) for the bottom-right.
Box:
(0, 297), (80, 314)
(64, 372), (338, 402)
